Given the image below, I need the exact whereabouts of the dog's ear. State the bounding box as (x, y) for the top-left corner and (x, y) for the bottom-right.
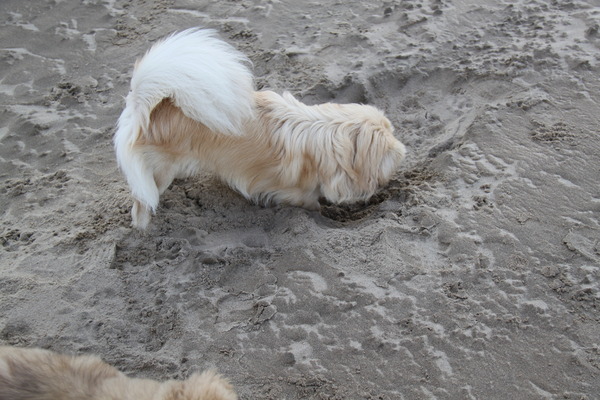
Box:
(352, 123), (390, 185)
(353, 120), (405, 186)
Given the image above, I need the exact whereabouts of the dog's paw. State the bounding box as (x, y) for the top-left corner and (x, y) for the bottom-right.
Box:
(302, 200), (321, 211)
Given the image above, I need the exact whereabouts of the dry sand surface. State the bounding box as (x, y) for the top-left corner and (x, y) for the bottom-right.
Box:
(1, 0), (600, 398)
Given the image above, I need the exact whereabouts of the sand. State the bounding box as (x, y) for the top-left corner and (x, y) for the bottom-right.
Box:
(1, 0), (599, 398)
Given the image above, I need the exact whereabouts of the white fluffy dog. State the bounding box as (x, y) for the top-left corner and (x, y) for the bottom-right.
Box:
(0, 346), (237, 400)
(115, 28), (406, 229)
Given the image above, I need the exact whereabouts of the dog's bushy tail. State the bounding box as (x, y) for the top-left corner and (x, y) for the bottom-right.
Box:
(114, 28), (255, 212)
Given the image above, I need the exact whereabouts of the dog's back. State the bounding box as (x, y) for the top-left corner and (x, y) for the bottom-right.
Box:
(0, 346), (122, 400)
(0, 347), (238, 400)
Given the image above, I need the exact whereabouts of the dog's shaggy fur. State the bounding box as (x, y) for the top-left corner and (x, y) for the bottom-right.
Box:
(0, 346), (237, 400)
(115, 28), (406, 229)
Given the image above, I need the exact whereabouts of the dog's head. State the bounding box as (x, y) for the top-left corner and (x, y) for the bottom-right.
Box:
(357, 112), (406, 185)
(319, 104), (406, 202)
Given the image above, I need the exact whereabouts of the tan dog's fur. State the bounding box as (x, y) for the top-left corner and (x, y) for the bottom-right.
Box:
(129, 91), (405, 228)
(0, 346), (237, 400)
(114, 29), (406, 228)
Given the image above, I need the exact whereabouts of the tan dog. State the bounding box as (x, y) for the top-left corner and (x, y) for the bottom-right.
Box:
(0, 346), (237, 400)
(114, 28), (406, 229)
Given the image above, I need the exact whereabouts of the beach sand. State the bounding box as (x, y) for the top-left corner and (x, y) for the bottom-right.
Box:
(1, 0), (599, 398)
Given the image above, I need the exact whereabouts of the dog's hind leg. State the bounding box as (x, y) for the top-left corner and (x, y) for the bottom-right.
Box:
(132, 199), (152, 229)
(130, 165), (178, 229)
(130, 148), (186, 229)
(154, 166), (177, 197)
